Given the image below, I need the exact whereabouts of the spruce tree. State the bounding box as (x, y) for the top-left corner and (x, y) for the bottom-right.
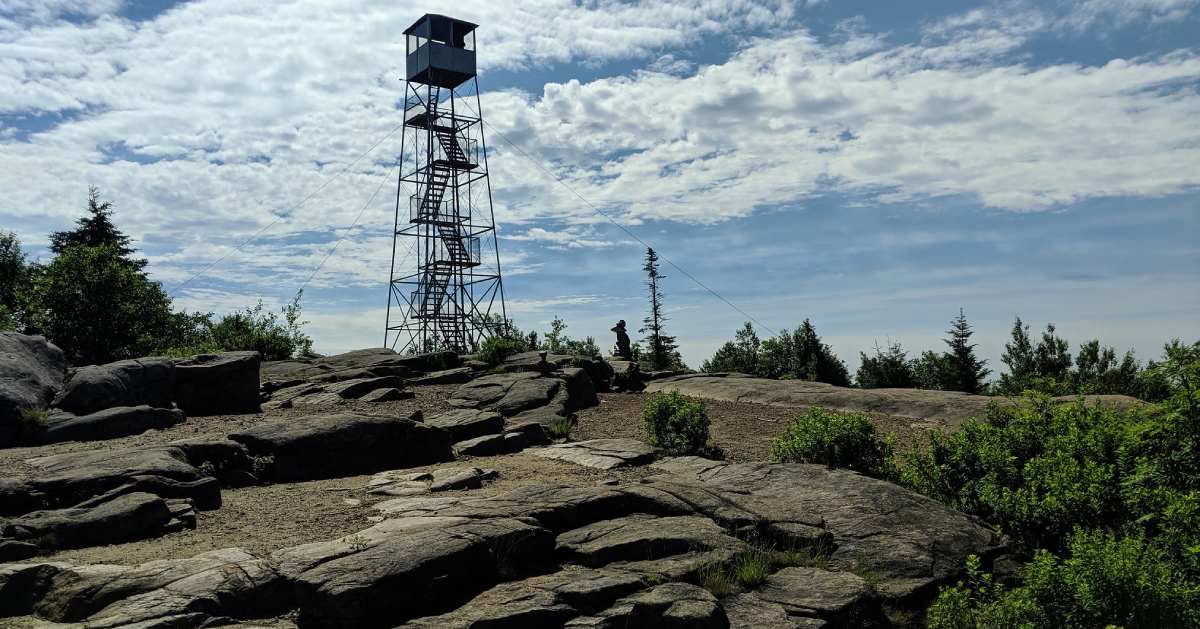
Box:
(639, 248), (682, 370)
(943, 308), (990, 393)
(50, 186), (144, 268)
(998, 316), (1036, 393)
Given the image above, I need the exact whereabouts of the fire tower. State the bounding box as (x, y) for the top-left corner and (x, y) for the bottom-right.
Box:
(385, 14), (506, 353)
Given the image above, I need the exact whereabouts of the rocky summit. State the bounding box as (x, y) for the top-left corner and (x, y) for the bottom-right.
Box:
(0, 340), (1011, 628)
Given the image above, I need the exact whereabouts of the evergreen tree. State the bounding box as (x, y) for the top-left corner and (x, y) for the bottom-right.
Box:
(998, 316), (1036, 393)
(857, 339), (916, 388)
(49, 186), (144, 267)
(943, 308), (990, 393)
(1034, 323), (1073, 382)
(701, 322), (760, 374)
(639, 248), (683, 370)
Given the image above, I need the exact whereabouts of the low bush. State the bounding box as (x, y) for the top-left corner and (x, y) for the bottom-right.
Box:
(477, 335), (528, 366)
(770, 407), (895, 478)
(642, 391), (710, 455)
(928, 533), (1200, 629)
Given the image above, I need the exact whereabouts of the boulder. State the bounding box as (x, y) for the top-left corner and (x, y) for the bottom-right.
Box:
(11, 548), (291, 626)
(425, 408), (505, 441)
(1, 492), (173, 550)
(273, 516), (555, 627)
(229, 412), (452, 481)
(38, 405), (184, 444)
(533, 438), (657, 470)
(498, 351), (572, 373)
(53, 357), (175, 416)
(0, 332), (66, 447)
(560, 366), (599, 411)
(608, 360), (645, 392)
(172, 351), (260, 415)
(408, 366), (474, 385)
(574, 356), (615, 392)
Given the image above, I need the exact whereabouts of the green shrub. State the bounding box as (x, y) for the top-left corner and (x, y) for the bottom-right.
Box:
(478, 335), (528, 366)
(898, 395), (1131, 550)
(929, 533), (1200, 629)
(642, 391), (710, 455)
(771, 407), (896, 478)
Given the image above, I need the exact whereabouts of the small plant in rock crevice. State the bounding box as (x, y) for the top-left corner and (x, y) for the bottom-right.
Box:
(547, 415), (573, 440)
(250, 455), (275, 479)
(15, 407), (49, 442)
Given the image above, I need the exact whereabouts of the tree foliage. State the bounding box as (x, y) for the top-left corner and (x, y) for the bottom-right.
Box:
(702, 319), (849, 386)
(903, 340), (1200, 628)
(997, 317), (1150, 397)
(944, 308), (990, 394)
(0, 231), (33, 331)
(10, 188), (313, 364)
(49, 186), (142, 266)
(856, 340), (916, 388)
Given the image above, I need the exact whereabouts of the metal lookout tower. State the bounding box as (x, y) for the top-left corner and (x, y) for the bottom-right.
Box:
(385, 14), (506, 353)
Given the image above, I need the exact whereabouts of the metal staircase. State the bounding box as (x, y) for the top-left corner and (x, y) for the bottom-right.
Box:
(408, 87), (480, 331)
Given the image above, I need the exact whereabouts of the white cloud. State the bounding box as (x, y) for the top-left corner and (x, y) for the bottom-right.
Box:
(0, 0), (1197, 317)
(1067, 0), (1199, 28)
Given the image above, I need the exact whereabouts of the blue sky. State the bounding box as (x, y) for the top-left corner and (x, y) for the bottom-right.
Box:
(1, 0), (1197, 374)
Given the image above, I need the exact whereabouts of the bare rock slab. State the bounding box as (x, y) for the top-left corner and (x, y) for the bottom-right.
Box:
(401, 567), (643, 628)
(172, 350), (260, 415)
(38, 405), (184, 444)
(426, 408), (504, 441)
(556, 514), (744, 568)
(566, 582), (728, 628)
(23, 445), (220, 511)
(533, 438), (657, 470)
(358, 386), (412, 402)
(272, 516), (555, 627)
(726, 566), (878, 628)
(5, 547), (289, 627)
(1, 492), (173, 551)
(408, 366), (474, 385)
(367, 466), (497, 496)
(649, 457), (1007, 600)
(230, 412), (450, 481)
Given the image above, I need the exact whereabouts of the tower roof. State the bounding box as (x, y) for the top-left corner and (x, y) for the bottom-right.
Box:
(403, 14), (478, 38)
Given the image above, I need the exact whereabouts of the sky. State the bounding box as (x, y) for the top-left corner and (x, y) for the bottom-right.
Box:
(1, 0), (1197, 375)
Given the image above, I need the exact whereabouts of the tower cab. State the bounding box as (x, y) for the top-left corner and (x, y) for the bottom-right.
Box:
(404, 14), (477, 89)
